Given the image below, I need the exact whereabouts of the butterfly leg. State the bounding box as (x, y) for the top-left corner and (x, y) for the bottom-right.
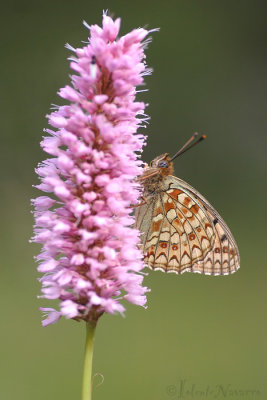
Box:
(130, 196), (148, 208)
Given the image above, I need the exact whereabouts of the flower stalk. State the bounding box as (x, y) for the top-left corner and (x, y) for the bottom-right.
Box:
(82, 321), (96, 400)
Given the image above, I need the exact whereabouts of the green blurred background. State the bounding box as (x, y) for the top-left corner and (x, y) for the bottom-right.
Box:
(1, 1), (266, 399)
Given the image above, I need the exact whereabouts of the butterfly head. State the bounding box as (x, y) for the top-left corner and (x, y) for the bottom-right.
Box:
(137, 153), (174, 184)
(150, 153), (174, 176)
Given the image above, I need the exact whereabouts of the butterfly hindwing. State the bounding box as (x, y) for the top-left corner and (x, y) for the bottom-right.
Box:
(135, 175), (240, 275)
(167, 176), (240, 275)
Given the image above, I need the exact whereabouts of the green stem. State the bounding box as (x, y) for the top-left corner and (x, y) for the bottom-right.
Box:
(81, 321), (96, 400)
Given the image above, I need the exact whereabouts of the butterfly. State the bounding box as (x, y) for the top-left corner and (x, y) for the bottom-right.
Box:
(134, 133), (240, 275)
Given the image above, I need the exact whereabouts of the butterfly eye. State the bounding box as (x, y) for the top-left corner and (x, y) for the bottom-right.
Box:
(158, 160), (169, 168)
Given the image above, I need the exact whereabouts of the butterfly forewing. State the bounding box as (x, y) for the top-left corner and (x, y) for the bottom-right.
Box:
(135, 175), (240, 276)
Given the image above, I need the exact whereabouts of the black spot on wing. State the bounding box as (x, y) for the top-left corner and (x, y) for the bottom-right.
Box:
(221, 234), (227, 242)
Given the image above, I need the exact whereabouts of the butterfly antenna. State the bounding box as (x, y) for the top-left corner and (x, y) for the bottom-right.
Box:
(170, 133), (206, 161)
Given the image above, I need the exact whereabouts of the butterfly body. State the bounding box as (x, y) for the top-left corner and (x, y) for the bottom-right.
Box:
(135, 153), (240, 276)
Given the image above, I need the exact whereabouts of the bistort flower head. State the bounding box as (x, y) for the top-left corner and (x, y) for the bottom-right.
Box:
(32, 13), (156, 327)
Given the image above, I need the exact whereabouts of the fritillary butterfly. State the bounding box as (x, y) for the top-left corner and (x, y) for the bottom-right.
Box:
(134, 134), (240, 275)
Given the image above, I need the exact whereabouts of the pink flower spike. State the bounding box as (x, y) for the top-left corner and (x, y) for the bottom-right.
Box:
(32, 13), (156, 326)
